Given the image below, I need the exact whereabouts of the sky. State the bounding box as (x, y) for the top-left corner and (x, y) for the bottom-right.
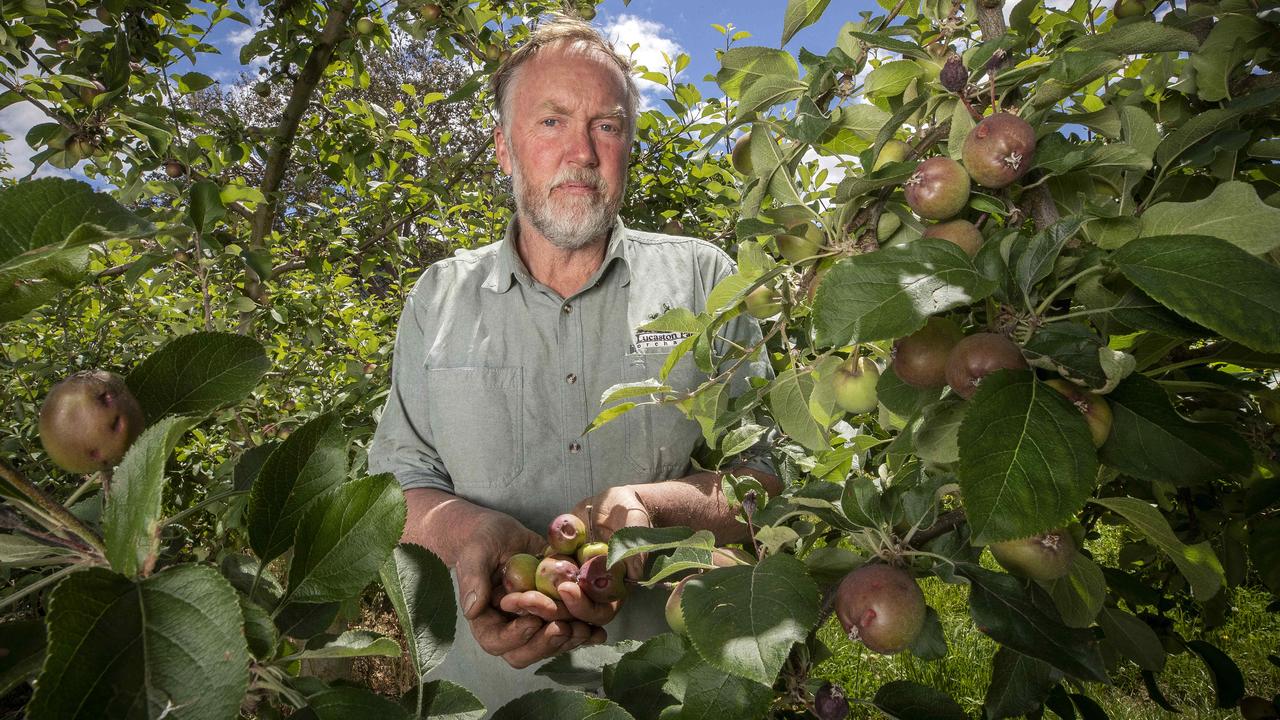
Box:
(0, 1), (885, 182)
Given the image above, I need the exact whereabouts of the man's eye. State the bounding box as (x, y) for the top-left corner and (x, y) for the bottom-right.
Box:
(541, 118), (559, 127)
(598, 122), (620, 133)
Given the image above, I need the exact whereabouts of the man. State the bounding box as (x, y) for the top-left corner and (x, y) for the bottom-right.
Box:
(367, 15), (777, 712)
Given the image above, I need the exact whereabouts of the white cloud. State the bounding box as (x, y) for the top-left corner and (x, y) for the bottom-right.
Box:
(601, 14), (684, 109)
(803, 148), (848, 191)
(226, 4), (265, 48)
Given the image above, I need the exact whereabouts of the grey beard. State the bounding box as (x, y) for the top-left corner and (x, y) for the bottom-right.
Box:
(510, 163), (622, 251)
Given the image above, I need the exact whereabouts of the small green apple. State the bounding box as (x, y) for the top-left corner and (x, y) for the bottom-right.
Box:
(831, 356), (880, 414)
(873, 139), (911, 171)
(989, 529), (1078, 581)
(1044, 379), (1113, 447)
(743, 284), (782, 320)
(577, 541), (608, 565)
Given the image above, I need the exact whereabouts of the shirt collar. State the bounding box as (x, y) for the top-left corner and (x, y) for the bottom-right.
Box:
(483, 216), (631, 293)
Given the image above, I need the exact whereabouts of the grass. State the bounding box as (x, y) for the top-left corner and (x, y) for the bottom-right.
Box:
(812, 526), (1280, 718)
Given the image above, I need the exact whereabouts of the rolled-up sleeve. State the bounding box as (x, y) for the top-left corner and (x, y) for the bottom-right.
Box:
(367, 284), (454, 494)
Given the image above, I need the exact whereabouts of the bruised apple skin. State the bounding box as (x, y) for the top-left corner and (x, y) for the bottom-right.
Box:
(944, 332), (1028, 399)
(892, 317), (964, 388)
(962, 113), (1037, 189)
(904, 156), (971, 220)
(547, 513), (587, 555)
(502, 553), (540, 593)
(577, 554), (627, 603)
(39, 370), (145, 473)
(834, 564), (925, 655)
(989, 529), (1078, 581)
(535, 556), (579, 600)
(1044, 379), (1113, 447)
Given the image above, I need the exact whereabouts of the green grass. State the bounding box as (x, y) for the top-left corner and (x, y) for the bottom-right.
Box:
(812, 529), (1280, 718)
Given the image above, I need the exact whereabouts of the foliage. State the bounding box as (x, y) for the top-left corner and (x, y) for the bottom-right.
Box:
(1, 0), (1279, 717)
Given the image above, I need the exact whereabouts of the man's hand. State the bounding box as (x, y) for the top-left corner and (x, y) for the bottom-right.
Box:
(571, 484), (654, 581)
(453, 511), (600, 668)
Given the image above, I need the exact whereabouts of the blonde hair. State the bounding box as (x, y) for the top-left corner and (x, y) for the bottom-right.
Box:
(490, 14), (640, 141)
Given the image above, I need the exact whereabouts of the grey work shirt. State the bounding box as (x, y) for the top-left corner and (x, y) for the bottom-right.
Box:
(367, 217), (771, 714)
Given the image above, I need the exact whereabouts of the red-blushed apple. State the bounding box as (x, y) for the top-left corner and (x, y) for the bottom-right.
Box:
(892, 317), (963, 388)
(989, 528), (1078, 581)
(834, 564), (925, 655)
(944, 332), (1027, 399)
(1044, 378), (1113, 447)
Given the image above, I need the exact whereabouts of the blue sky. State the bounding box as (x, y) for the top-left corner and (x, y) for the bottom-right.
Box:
(1, 1), (880, 180)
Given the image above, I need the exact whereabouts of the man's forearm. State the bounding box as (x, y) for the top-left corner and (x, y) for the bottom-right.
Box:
(631, 467), (781, 545)
(403, 487), (520, 567)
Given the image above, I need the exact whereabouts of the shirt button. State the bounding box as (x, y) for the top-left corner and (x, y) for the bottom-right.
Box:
(569, 441), (582, 454)
(562, 304), (572, 314)
(566, 373), (577, 384)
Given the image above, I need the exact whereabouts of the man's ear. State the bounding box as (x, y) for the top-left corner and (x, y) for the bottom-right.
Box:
(494, 126), (511, 175)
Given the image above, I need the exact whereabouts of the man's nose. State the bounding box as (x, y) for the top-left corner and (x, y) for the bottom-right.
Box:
(565, 125), (598, 167)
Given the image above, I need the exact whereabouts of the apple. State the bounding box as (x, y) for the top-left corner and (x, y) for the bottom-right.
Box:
(814, 682), (850, 720)
(962, 112), (1037, 189)
(535, 556), (579, 600)
(577, 541), (608, 565)
(1112, 0), (1147, 17)
(163, 159), (186, 178)
(831, 356), (880, 414)
(944, 332), (1028, 399)
(904, 156), (971, 220)
(776, 224), (824, 263)
(661, 218), (684, 236)
(577, 555), (626, 603)
(989, 528), (1078, 581)
(873, 139), (911, 171)
(39, 370), (145, 473)
(355, 17), (376, 35)
(1044, 379), (1113, 447)
(834, 564), (925, 655)
(743, 284), (782, 319)
(422, 3), (442, 21)
(731, 132), (753, 175)
(922, 219), (983, 257)
(577, 4), (597, 21)
(502, 553), (540, 593)
(547, 513), (587, 555)
(665, 576), (691, 634)
(892, 317), (964, 388)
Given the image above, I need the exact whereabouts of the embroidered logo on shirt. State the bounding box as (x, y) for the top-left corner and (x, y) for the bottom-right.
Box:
(633, 330), (693, 353)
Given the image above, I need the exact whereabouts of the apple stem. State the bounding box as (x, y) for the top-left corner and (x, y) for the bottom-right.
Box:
(586, 503), (595, 542)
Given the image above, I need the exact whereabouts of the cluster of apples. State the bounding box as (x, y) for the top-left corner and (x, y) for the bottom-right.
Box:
(499, 514), (627, 607)
(891, 316), (1113, 446)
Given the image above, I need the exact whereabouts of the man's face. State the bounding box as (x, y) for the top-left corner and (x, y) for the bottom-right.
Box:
(495, 43), (631, 251)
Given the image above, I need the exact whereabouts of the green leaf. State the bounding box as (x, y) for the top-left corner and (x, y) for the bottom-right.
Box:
(739, 75), (807, 115)
(28, 565), (249, 720)
(983, 647), (1060, 719)
(0, 534), (74, 566)
(284, 473), (406, 604)
(1111, 234), (1280, 353)
(1067, 21), (1199, 55)
(1186, 640), (1245, 709)
(1099, 607), (1165, 672)
(0, 620), (45, 696)
(874, 680), (967, 720)
(1155, 88), (1280, 168)
(1098, 374), (1252, 486)
(1189, 15), (1269, 102)
(1014, 217), (1087, 301)
(103, 415), (200, 577)
(534, 640), (639, 687)
(844, 30), (931, 59)
(238, 596), (276, 661)
(1044, 554), (1106, 628)
(187, 180), (225, 235)
(1031, 135), (1152, 177)
(813, 239), (995, 348)
(664, 650), (774, 719)
(961, 565), (1109, 682)
(289, 629), (401, 661)
(1139, 182), (1280, 255)
(248, 412), (348, 564)
(877, 365), (942, 418)
(305, 685), (410, 720)
(606, 526), (715, 568)
(781, 0), (831, 45)
(0, 178), (153, 269)
(174, 71), (214, 94)
(957, 371), (1098, 544)
(864, 60), (923, 98)
(586, 401), (638, 433)
(491, 689), (634, 720)
(768, 368), (828, 452)
(420, 679), (485, 720)
(1090, 497), (1225, 602)
(126, 331), (270, 421)
(601, 380), (672, 404)
(1248, 515), (1280, 595)
(379, 543), (455, 681)
(715, 47), (799, 100)
(912, 396), (966, 465)
(681, 554), (820, 685)
(603, 634), (683, 720)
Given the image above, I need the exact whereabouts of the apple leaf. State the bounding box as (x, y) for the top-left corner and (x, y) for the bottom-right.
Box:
(874, 680), (967, 720)
(983, 647), (1060, 719)
(1043, 553), (1107, 628)
(419, 680), (485, 720)
(663, 650), (774, 719)
(492, 689), (634, 720)
(285, 629), (401, 662)
(1099, 607), (1166, 673)
(768, 367), (828, 452)
(680, 554), (820, 686)
(284, 473), (406, 604)
(957, 371), (1097, 544)
(1113, 234), (1280, 353)
(303, 685), (409, 720)
(960, 565), (1109, 682)
(1090, 496), (1225, 602)
(379, 543), (456, 682)
(28, 565), (249, 720)
(813, 239), (995, 348)
(534, 640), (640, 688)
(603, 634), (684, 720)
(606, 526), (715, 568)
(1139, 182), (1280, 255)
(126, 332), (270, 421)
(1099, 374), (1252, 486)
(247, 412), (348, 564)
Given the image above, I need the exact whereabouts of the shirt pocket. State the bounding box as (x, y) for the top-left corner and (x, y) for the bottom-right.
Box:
(623, 352), (704, 477)
(426, 366), (525, 488)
